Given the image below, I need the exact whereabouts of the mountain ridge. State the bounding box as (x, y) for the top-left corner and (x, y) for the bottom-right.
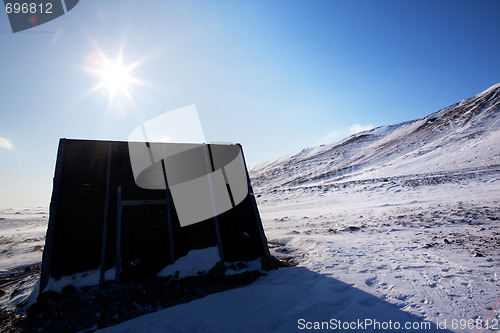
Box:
(250, 84), (500, 191)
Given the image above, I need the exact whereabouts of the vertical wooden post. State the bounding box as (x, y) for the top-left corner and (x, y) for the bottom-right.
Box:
(161, 159), (175, 264)
(204, 144), (225, 263)
(99, 142), (112, 286)
(115, 186), (122, 285)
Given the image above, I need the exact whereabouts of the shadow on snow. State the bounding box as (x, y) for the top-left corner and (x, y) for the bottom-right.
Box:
(98, 266), (454, 333)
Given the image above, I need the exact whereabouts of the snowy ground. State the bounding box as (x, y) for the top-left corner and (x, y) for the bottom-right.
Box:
(93, 169), (499, 333)
(0, 169), (499, 332)
(0, 208), (47, 311)
(256, 170), (500, 333)
(0, 208), (47, 272)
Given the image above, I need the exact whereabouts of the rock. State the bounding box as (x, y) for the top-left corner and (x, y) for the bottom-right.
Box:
(26, 302), (45, 318)
(261, 256), (280, 271)
(10, 288), (20, 297)
(236, 262), (248, 269)
(208, 262), (226, 277)
(81, 286), (93, 293)
(261, 256), (291, 271)
(37, 290), (61, 305)
(62, 285), (78, 296)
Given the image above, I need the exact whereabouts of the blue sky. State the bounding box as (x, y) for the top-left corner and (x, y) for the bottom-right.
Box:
(0, 0), (499, 208)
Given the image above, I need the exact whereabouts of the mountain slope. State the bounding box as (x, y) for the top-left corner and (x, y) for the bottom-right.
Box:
(250, 83), (500, 191)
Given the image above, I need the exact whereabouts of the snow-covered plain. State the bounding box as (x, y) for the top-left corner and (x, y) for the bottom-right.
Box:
(0, 208), (47, 310)
(93, 170), (499, 333)
(1, 172), (498, 332)
(0, 208), (46, 272)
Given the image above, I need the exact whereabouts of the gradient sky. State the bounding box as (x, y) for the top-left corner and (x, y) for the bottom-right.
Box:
(0, 0), (499, 208)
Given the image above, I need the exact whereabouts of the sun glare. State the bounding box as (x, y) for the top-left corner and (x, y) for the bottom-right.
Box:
(84, 50), (143, 108)
(100, 60), (132, 95)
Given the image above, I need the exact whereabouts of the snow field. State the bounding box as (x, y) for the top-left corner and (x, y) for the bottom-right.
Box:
(0, 174), (498, 332)
(257, 174), (500, 332)
(0, 208), (47, 273)
(93, 172), (499, 333)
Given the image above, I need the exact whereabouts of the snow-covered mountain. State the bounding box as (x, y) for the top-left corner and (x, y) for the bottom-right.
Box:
(250, 83), (500, 191)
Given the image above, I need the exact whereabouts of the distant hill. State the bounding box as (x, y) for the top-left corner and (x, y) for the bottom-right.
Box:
(250, 83), (500, 191)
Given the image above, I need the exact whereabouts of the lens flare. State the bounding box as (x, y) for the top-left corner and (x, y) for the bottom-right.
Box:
(99, 59), (132, 95)
(84, 50), (143, 108)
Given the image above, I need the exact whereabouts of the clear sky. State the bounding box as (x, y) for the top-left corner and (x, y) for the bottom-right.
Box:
(0, 0), (499, 208)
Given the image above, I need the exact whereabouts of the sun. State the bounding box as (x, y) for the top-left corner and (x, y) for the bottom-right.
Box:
(99, 59), (132, 95)
(84, 51), (142, 107)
